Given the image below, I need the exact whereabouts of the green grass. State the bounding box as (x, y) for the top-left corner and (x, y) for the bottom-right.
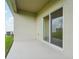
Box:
(5, 35), (14, 57)
(52, 31), (62, 39)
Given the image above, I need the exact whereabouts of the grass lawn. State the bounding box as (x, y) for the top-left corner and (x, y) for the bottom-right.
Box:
(5, 35), (14, 57)
(52, 31), (62, 39)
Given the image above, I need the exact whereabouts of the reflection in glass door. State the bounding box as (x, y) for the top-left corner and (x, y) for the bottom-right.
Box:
(43, 8), (63, 48)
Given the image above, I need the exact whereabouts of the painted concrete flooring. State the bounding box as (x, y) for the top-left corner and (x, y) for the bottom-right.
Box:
(6, 39), (68, 59)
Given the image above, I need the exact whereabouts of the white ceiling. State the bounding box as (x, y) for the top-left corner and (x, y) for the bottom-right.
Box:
(15, 0), (51, 13)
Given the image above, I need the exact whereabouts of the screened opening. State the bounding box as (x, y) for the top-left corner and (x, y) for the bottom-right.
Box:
(5, 2), (14, 57)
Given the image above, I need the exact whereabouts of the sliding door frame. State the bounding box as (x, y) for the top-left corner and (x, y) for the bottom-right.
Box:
(42, 7), (64, 51)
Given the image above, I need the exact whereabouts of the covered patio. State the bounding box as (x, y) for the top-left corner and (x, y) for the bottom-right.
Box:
(6, 0), (73, 59)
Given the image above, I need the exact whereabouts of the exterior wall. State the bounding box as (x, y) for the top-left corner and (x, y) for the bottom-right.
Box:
(36, 0), (73, 59)
(14, 12), (36, 41)
(63, 0), (73, 58)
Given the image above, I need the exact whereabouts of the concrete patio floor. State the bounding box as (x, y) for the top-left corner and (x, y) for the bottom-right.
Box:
(6, 39), (68, 59)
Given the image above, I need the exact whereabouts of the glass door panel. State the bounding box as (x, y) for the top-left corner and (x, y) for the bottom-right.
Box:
(51, 8), (63, 48)
(43, 15), (49, 42)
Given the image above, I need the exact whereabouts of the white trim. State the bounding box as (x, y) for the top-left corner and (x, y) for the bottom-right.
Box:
(62, 7), (64, 50)
(49, 13), (51, 43)
(42, 18), (44, 40)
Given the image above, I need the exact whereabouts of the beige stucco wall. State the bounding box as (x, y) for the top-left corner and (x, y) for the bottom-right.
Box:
(63, 0), (73, 58)
(13, 11), (36, 41)
(36, 0), (73, 59)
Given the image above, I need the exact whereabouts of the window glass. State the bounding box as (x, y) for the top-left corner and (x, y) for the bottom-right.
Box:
(43, 15), (49, 42)
(51, 8), (63, 47)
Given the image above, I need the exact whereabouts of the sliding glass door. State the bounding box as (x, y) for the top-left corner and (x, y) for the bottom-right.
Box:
(43, 7), (63, 48)
(43, 15), (49, 42)
(51, 8), (63, 47)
